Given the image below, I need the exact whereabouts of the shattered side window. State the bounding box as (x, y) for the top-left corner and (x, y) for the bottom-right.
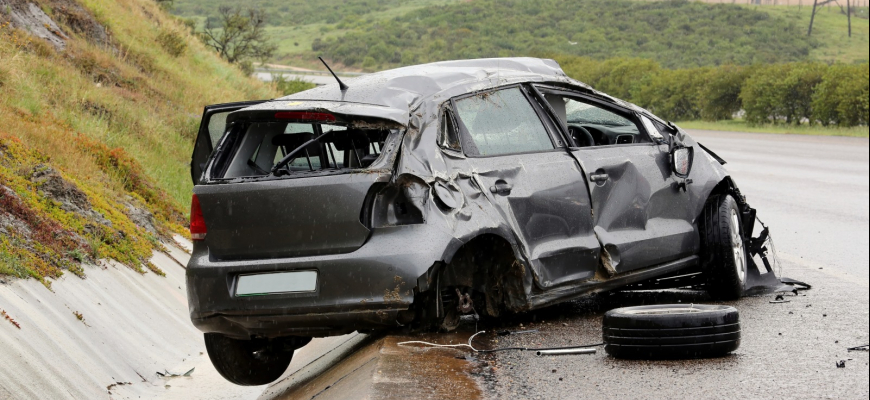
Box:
(439, 110), (461, 151)
(454, 87), (554, 156)
(206, 111), (231, 147)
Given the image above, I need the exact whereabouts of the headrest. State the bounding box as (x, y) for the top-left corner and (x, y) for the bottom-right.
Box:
(272, 132), (315, 147)
(330, 129), (370, 151)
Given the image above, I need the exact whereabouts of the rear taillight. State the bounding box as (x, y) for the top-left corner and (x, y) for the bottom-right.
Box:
(190, 194), (207, 241)
(274, 111), (336, 122)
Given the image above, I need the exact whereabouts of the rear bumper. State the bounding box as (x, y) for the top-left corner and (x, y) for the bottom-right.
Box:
(186, 225), (461, 338)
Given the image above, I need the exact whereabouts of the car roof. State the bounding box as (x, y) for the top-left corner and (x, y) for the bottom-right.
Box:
(288, 57), (576, 103)
(234, 57), (644, 127)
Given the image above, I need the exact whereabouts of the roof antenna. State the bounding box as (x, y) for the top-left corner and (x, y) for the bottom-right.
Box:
(319, 56), (349, 92)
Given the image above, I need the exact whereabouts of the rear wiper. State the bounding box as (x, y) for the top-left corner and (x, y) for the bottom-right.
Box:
(271, 131), (332, 175)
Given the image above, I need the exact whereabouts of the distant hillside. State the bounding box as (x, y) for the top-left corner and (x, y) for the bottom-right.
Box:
(171, 0), (868, 70)
(1, 0), (274, 283)
(314, 0), (817, 69)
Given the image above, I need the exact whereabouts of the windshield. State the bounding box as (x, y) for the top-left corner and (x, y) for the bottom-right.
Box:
(217, 121), (396, 179)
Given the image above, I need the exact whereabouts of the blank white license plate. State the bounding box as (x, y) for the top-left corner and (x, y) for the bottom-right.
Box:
(235, 271), (318, 296)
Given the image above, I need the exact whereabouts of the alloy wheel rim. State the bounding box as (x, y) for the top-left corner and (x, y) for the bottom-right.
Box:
(730, 209), (746, 284)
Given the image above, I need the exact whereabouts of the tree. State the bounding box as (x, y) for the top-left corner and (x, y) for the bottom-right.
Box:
(154, 0), (173, 11)
(200, 7), (277, 73)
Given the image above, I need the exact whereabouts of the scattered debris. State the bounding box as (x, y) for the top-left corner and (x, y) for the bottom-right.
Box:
(536, 348), (597, 356)
(73, 311), (85, 322)
(497, 329), (539, 336)
(836, 360), (847, 368)
(1, 309), (21, 329)
(847, 344), (869, 352)
(398, 331), (604, 355)
(106, 382), (131, 392)
(156, 368), (194, 378)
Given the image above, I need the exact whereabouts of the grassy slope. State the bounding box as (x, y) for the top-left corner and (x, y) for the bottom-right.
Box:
(676, 120), (869, 138)
(265, 0), (461, 69)
(172, 0), (460, 70)
(760, 5), (869, 64)
(0, 0), (275, 282)
(172, 0), (868, 69)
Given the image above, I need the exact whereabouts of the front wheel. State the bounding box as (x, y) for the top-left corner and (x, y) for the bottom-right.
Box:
(204, 334), (310, 386)
(701, 194), (747, 300)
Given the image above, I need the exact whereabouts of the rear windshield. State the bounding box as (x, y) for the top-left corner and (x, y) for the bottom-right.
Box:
(216, 121), (396, 179)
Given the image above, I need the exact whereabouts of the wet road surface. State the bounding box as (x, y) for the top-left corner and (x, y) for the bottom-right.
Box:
(474, 130), (869, 399)
(262, 130), (868, 400)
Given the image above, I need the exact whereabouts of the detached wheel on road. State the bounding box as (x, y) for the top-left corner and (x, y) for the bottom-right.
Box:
(701, 194), (748, 300)
(205, 333), (310, 386)
(603, 304), (740, 359)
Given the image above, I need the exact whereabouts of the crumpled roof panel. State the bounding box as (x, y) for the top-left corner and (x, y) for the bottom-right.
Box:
(278, 57), (575, 111)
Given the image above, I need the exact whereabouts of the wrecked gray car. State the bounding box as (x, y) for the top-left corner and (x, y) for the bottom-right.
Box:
(186, 58), (773, 385)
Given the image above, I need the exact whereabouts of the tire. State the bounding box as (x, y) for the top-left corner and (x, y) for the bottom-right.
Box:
(603, 304), (740, 359)
(204, 334), (308, 386)
(701, 194), (748, 300)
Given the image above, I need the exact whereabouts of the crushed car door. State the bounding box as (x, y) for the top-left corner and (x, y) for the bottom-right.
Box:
(451, 85), (600, 288)
(537, 88), (697, 274)
(191, 101), (265, 185)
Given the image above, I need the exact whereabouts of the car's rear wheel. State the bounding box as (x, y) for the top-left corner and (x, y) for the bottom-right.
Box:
(701, 194), (747, 300)
(603, 304), (741, 359)
(204, 334), (310, 386)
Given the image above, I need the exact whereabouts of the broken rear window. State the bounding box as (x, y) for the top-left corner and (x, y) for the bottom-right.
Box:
(215, 120), (395, 179)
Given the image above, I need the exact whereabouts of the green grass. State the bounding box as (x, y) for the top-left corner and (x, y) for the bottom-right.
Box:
(175, 0), (461, 69)
(172, 0), (868, 70)
(1, 0), (276, 282)
(676, 119), (869, 138)
(759, 5), (869, 64)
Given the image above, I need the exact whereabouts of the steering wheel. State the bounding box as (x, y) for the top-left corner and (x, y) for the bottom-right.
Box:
(569, 126), (595, 147)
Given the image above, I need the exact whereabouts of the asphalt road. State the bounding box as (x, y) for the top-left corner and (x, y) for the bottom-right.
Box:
(469, 130), (869, 400)
(261, 130), (869, 400)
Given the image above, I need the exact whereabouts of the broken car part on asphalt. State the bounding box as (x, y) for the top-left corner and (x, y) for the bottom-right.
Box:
(184, 57), (807, 385)
(156, 368), (195, 378)
(497, 329), (539, 336)
(603, 304), (741, 359)
(536, 348), (597, 356)
(397, 331), (603, 356)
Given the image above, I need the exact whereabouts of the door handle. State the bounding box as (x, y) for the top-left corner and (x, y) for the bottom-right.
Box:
(489, 180), (513, 195)
(590, 173), (609, 183)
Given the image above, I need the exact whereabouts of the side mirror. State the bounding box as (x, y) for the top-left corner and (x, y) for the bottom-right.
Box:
(671, 145), (694, 178)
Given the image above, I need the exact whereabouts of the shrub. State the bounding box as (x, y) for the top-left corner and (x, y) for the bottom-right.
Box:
(697, 65), (750, 121)
(741, 63), (825, 125)
(591, 58), (661, 101)
(156, 29), (187, 57)
(741, 64), (787, 124)
(632, 68), (707, 121)
(813, 64), (869, 126)
(273, 75), (316, 96)
(839, 64), (869, 126)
